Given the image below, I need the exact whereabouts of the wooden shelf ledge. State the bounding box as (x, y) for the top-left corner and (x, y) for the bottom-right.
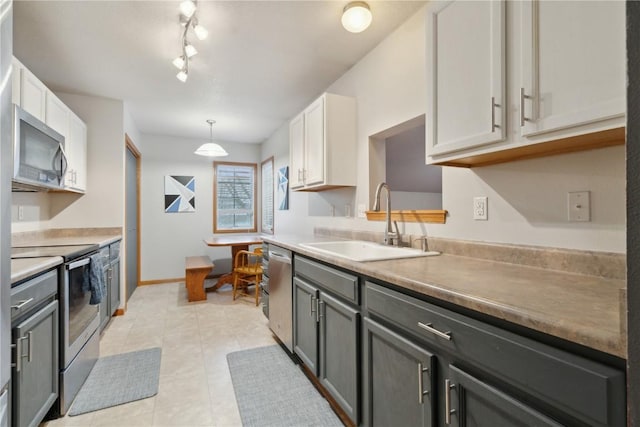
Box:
(365, 210), (447, 224)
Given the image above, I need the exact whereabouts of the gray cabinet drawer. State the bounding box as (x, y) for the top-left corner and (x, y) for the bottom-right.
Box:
(295, 256), (359, 304)
(11, 269), (58, 321)
(365, 281), (625, 427)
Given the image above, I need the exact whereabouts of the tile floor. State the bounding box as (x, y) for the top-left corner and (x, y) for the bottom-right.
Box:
(44, 280), (276, 427)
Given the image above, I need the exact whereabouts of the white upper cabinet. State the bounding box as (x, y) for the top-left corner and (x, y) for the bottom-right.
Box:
(45, 92), (69, 137)
(18, 64), (47, 121)
(65, 112), (87, 192)
(289, 112), (305, 190)
(426, 0), (626, 166)
(289, 93), (356, 191)
(519, 0), (626, 137)
(426, 0), (506, 156)
(303, 97), (325, 187)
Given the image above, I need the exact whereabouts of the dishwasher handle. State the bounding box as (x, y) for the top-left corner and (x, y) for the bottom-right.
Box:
(269, 251), (291, 264)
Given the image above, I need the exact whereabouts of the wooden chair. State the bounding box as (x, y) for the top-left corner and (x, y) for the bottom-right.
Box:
(232, 248), (263, 306)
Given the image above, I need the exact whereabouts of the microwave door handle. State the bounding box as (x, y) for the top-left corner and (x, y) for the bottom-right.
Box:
(54, 143), (68, 181)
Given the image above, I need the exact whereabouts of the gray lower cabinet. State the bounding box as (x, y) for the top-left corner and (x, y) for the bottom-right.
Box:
(318, 292), (359, 422)
(109, 259), (120, 316)
(293, 277), (319, 372)
(364, 281), (626, 427)
(446, 365), (562, 427)
(99, 242), (121, 332)
(363, 317), (434, 427)
(12, 300), (59, 427)
(293, 256), (360, 424)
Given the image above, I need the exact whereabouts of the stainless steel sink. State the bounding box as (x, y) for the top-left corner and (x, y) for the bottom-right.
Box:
(299, 240), (440, 262)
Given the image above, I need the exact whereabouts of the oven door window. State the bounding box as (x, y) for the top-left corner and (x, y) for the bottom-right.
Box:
(67, 261), (99, 346)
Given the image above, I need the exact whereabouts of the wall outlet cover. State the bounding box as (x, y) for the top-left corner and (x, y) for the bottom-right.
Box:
(568, 191), (590, 222)
(473, 196), (488, 220)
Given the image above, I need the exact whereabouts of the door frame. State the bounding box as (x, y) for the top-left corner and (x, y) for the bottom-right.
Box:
(124, 134), (141, 311)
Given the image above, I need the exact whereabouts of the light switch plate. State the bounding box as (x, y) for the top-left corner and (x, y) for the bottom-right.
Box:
(473, 197), (488, 220)
(568, 191), (590, 221)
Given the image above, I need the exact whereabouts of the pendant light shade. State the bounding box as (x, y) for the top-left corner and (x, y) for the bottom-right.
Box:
(341, 1), (372, 33)
(195, 120), (228, 157)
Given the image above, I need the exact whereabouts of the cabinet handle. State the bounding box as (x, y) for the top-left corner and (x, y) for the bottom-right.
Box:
(491, 96), (500, 132)
(417, 322), (452, 341)
(298, 169), (303, 182)
(520, 88), (532, 126)
(310, 294), (315, 317)
(13, 337), (27, 373)
(417, 362), (429, 404)
(27, 331), (33, 362)
(318, 300), (325, 321)
(11, 298), (33, 311)
(445, 379), (456, 425)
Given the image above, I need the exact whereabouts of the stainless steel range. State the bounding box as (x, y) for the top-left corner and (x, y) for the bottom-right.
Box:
(11, 244), (101, 415)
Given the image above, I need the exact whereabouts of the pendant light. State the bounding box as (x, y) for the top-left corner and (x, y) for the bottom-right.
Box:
(341, 1), (372, 33)
(195, 120), (228, 157)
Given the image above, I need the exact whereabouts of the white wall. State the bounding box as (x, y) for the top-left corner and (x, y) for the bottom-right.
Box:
(49, 93), (125, 229)
(261, 5), (626, 253)
(140, 133), (261, 281)
(124, 103), (142, 151)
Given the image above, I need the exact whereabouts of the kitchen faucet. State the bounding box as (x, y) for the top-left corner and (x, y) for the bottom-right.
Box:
(373, 182), (401, 246)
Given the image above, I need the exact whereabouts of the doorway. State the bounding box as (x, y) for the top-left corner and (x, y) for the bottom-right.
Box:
(125, 135), (141, 301)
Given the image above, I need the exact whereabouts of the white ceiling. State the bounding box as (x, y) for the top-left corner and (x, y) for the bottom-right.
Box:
(13, 1), (426, 144)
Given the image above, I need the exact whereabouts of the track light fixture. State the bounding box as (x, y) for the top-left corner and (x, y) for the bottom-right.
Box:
(173, 0), (207, 82)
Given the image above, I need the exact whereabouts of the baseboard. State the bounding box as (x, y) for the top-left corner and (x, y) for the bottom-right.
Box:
(138, 277), (184, 286)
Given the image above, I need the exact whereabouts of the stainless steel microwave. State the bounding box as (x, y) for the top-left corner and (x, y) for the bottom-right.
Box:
(13, 104), (67, 191)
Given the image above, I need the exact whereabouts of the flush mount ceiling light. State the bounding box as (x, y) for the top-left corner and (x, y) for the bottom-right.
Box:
(341, 1), (372, 33)
(173, 0), (208, 82)
(195, 120), (229, 157)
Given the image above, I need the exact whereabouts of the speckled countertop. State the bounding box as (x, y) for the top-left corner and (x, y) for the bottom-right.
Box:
(264, 234), (626, 359)
(11, 228), (123, 284)
(12, 227), (122, 248)
(11, 257), (63, 284)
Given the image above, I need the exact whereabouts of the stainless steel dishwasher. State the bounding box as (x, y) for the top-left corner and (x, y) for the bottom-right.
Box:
(267, 246), (292, 352)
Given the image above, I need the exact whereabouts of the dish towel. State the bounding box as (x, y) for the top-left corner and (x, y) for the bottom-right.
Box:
(83, 253), (105, 305)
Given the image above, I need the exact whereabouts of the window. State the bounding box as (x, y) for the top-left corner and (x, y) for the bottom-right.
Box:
(261, 157), (274, 234)
(213, 161), (257, 233)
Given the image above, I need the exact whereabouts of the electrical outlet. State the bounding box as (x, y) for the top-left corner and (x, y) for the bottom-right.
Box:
(568, 191), (590, 222)
(473, 197), (488, 220)
(18, 205), (24, 221)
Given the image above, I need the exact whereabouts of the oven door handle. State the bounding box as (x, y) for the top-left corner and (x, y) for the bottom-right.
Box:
(67, 257), (91, 270)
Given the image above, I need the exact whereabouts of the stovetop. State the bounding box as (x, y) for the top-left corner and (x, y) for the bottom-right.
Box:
(11, 244), (99, 262)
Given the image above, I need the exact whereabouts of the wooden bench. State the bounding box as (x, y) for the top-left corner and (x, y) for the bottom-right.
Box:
(185, 256), (214, 302)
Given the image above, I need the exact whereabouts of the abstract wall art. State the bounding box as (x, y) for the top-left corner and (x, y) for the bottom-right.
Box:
(278, 166), (289, 210)
(164, 175), (195, 213)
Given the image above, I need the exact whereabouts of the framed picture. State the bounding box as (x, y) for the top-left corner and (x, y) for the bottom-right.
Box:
(164, 175), (195, 213)
(278, 166), (289, 210)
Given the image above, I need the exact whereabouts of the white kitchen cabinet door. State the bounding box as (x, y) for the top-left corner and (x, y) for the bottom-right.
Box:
(289, 112), (305, 189)
(426, 0), (506, 156)
(303, 96), (325, 187)
(289, 93), (355, 191)
(11, 58), (21, 107)
(45, 92), (68, 138)
(19, 66), (46, 121)
(520, 0), (625, 137)
(65, 112), (87, 192)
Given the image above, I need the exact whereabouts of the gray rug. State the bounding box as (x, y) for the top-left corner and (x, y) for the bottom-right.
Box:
(68, 347), (161, 416)
(227, 345), (343, 427)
